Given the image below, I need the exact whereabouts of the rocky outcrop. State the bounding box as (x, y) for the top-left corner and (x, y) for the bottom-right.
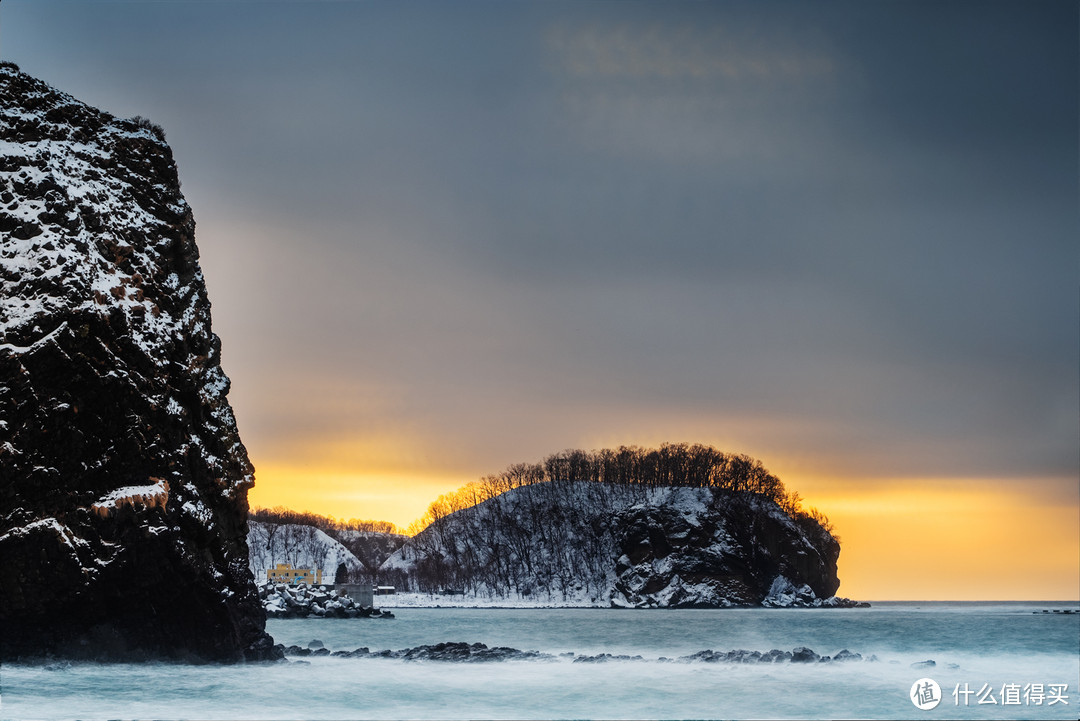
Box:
(761, 575), (867, 608)
(259, 582), (395, 619)
(608, 492), (845, 607)
(0, 63), (277, 661)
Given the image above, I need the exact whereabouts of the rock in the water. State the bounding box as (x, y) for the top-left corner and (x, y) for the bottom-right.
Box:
(400, 641), (552, 662)
(284, 645), (312, 657)
(0, 63), (277, 662)
(259, 582), (389, 619)
(280, 641), (880, 666)
(284, 642), (553, 662)
(573, 652), (645, 663)
(790, 646), (820, 663)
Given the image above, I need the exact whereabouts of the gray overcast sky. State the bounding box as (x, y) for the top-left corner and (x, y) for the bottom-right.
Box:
(3, 1), (1077, 509)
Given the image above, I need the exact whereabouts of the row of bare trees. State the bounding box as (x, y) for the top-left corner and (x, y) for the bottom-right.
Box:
(410, 444), (830, 535)
(249, 506), (398, 536)
(247, 521), (333, 581)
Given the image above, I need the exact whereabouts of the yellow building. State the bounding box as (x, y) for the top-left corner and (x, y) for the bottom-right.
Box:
(267, 562), (323, 586)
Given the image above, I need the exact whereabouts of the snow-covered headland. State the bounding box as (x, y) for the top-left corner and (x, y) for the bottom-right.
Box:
(380, 482), (866, 609)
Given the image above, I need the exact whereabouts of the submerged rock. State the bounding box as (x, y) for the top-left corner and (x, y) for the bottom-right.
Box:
(0, 63), (276, 662)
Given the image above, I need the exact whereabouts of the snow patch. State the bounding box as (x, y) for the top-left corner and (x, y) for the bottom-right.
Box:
(90, 478), (169, 518)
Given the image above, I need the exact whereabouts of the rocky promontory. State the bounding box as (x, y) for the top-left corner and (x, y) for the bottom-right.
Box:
(381, 479), (861, 608)
(0, 64), (277, 661)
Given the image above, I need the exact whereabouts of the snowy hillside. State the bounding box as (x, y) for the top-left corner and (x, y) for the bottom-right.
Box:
(381, 482), (857, 608)
(247, 521), (364, 584)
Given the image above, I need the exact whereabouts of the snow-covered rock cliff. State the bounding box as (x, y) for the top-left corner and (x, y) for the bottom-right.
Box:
(381, 482), (857, 608)
(0, 63), (277, 661)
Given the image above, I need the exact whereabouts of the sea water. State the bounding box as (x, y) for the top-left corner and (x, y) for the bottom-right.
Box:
(2, 602), (1077, 720)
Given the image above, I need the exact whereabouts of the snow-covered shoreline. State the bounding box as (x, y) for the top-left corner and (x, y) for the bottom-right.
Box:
(258, 578), (868, 612)
(377, 586), (867, 609)
(377, 592), (604, 609)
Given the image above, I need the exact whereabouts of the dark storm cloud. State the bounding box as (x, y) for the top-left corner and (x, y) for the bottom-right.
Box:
(3, 0), (1075, 484)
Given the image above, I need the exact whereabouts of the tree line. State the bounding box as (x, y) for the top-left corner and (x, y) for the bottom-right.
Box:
(249, 506), (399, 536)
(248, 521), (333, 580)
(411, 443), (832, 536)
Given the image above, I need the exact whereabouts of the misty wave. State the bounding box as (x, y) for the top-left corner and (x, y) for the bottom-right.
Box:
(5, 604), (1076, 720)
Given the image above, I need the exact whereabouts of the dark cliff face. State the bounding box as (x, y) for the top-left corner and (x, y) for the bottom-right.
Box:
(610, 492), (841, 608)
(0, 64), (278, 661)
